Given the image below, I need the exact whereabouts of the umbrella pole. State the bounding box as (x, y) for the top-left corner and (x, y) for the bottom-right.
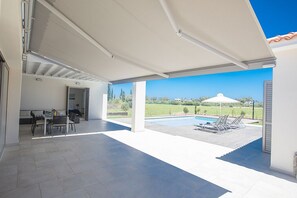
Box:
(220, 102), (222, 115)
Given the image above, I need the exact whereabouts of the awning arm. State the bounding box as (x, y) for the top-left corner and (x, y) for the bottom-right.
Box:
(37, 0), (169, 78)
(158, 0), (249, 70)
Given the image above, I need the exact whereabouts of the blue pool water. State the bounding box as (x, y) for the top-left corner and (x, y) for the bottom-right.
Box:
(146, 116), (217, 127)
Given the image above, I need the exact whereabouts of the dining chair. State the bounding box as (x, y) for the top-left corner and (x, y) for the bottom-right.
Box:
(69, 112), (77, 132)
(51, 116), (68, 134)
(30, 111), (44, 136)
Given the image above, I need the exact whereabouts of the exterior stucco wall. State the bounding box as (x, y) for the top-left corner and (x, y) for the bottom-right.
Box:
(0, 0), (23, 145)
(21, 75), (107, 120)
(271, 42), (297, 175)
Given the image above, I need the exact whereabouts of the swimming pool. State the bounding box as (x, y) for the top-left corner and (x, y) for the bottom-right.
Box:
(146, 116), (217, 127)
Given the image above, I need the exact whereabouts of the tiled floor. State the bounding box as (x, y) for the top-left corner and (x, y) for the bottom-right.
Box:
(1, 120), (297, 197)
(106, 129), (297, 198)
(0, 121), (227, 198)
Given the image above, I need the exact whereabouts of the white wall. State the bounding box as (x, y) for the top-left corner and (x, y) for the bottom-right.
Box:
(271, 40), (297, 175)
(0, 0), (23, 145)
(21, 75), (108, 120)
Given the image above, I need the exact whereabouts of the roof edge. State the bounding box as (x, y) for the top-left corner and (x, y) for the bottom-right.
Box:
(268, 32), (297, 44)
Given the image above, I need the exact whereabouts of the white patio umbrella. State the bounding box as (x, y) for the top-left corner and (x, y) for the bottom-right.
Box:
(202, 93), (239, 115)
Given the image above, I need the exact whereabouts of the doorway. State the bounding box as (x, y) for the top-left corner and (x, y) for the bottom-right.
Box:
(67, 87), (90, 121)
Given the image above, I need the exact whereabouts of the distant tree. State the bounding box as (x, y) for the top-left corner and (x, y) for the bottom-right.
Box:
(158, 97), (169, 104)
(120, 89), (123, 100)
(119, 89), (126, 102)
(194, 106), (201, 114)
(121, 102), (129, 112)
(128, 101), (132, 108)
(170, 100), (181, 105)
(240, 110), (246, 117)
(121, 91), (126, 102)
(183, 107), (189, 115)
(107, 85), (112, 101)
(198, 96), (209, 103)
(151, 97), (158, 103)
(237, 97), (253, 106)
(183, 101), (194, 105)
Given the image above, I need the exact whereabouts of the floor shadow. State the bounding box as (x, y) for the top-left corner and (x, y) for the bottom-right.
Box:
(217, 138), (297, 182)
(63, 120), (131, 134)
(92, 134), (230, 198)
(27, 120), (131, 137)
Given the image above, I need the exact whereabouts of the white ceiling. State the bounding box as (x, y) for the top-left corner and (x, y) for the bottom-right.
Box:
(28, 0), (275, 83)
(24, 53), (101, 81)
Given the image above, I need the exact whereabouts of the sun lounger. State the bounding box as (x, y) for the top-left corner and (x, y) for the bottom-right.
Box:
(226, 114), (245, 129)
(196, 115), (229, 133)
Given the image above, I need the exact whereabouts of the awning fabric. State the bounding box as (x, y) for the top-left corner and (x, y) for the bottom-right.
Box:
(29, 0), (275, 83)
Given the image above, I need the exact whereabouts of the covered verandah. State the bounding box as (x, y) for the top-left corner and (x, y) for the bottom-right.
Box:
(2, 122), (297, 197)
(2, 0), (296, 197)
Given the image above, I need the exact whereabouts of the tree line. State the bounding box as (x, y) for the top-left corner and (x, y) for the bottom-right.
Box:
(107, 85), (263, 113)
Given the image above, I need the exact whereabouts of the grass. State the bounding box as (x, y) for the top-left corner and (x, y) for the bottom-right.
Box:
(108, 103), (263, 120)
(145, 104), (262, 119)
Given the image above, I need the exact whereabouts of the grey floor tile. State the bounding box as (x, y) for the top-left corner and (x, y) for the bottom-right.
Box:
(17, 167), (57, 188)
(59, 189), (90, 198)
(76, 171), (100, 186)
(53, 164), (75, 179)
(69, 160), (99, 174)
(17, 162), (36, 174)
(0, 176), (17, 194)
(61, 175), (84, 193)
(39, 178), (63, 198)
(84, 183), (114, 198)
(0, 184), (41, 198)
(0, 165), (18, 177)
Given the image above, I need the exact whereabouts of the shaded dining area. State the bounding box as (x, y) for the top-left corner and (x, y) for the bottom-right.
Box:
(20, 119), (130, 138)
(18, 71), (109, 138)
(25, 109), (76, 136)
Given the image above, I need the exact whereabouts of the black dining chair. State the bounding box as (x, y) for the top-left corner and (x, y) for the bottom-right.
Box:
(69, 112), (78, 132)
(30, 111), (44, 136)
(51, 116), (68, 134)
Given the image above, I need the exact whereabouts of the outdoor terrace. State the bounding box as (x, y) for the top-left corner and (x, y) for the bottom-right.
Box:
(0, 120), (296, 197)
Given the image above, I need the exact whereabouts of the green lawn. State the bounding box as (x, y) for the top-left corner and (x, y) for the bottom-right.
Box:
(145, 104), (262, 119)
(108, 103), (263, 120)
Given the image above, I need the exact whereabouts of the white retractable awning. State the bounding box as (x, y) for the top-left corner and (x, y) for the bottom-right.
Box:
(27, 0), (275, 83)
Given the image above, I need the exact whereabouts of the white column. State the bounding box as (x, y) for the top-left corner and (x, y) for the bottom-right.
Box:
(132, 81), (146, 132)
(6, 67), (22, 144)
(0, 0), (23, 145)
(101, 93), (107, 120)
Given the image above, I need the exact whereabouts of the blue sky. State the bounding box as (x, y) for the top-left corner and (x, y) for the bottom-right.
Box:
(112, 0), (296, 102)
(250, 0), (297, 38)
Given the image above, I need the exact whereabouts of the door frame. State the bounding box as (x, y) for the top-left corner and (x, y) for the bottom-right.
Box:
(0, 52), (9, 158)
(66, 86), (90, 120)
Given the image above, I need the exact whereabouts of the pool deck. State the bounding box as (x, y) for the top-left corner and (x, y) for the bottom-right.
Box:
(112, 117), (262, 149)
